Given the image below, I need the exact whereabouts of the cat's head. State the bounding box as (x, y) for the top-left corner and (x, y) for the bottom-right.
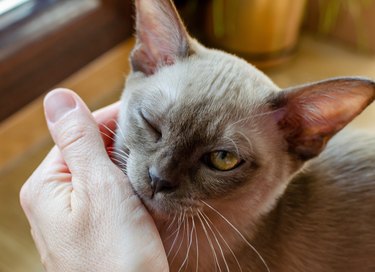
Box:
(115, 0), (375, 220)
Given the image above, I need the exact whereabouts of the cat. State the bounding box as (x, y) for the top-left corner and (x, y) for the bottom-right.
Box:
(113, 0), (375, 271)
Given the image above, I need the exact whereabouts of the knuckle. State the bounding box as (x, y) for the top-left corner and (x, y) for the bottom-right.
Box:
(19, 183), (29, 207)
(58, 122), (91, 152)
(20, 182), (33, 212)
(19, 168), (46, 213)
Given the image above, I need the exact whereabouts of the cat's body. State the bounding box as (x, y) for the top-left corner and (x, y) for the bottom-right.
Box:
(250, 132), (375, 272)
(114, 0), (375, 271)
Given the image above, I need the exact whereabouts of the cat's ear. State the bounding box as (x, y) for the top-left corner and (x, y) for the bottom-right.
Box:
(272, 77), (375, 160)
(131, 0), (191, 75)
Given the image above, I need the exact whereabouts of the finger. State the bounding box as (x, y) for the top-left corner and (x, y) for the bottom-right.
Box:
(92, 101), (120, 122)
(27, 101), (121, 192)
(44, 88), (110, 176)
(21, 146), (67, 192)
(20, 146), (73, 216)
(23, 100), (121, 207)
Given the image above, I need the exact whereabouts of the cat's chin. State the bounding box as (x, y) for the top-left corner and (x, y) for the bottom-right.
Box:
(140, 195), (202, 221)
(140, 197), (175, 220)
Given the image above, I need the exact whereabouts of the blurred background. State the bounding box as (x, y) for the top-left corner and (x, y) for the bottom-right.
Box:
(0, 0), (375, 271)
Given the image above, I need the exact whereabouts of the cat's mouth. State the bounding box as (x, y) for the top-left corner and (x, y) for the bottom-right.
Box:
(139, 191), (204, 220)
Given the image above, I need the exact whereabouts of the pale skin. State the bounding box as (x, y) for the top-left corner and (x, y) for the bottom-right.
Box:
(20, 89), (169, 272)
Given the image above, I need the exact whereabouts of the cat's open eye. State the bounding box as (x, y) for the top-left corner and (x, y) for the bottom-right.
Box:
(139, 110), (162, 138)
(204, 151), (243, 171)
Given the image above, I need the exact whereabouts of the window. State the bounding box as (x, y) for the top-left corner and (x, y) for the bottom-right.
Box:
(0, 0), (32, 17)
(0, 0), (132, 121)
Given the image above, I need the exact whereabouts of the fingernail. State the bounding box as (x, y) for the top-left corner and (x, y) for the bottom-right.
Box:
(44, 89), (77, 123)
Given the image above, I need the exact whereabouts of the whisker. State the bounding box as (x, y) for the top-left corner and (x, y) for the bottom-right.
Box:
(197, 211), (222, 272)
(109, 156), (125, 164)
(101, 122), (118, 139)
(192, 211), (199, 272)
(202, 201), (270, 272)
(199, 210), (229, 272)
(100, 131), (116, 142)
(109, 148), (129, 157)
(236, 131), (254, 155)
(110, 157), (127, 170)
(190, 207), (199, 272)
(167, 214), (178, 232)
(166, 221), (183, 241)
(113, 119), (126, 140)
(168, 212), (184, 258)
(101, 121), (130, 161)
(178, 215), (194, 272)
(108, 150), (128, 157)
(108, 151), (129, 161)
(171, 210), (187, 265)
(202, 211), (242, 272)
(108, 150), (129, 160)
(224, 136), (240, 158)
(227, 109), (281, 130)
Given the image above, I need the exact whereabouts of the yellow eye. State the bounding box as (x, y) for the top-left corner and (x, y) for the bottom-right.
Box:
(208, 151), (242, 171)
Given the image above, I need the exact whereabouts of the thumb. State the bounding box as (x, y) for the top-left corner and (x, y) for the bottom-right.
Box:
(44, 89), (110, 175)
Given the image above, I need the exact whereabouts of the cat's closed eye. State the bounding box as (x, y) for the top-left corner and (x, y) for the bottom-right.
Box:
(203, 150), (243, 171)
(139, 109), (162, 140)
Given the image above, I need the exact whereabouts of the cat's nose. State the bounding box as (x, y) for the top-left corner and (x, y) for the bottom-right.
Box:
(148, 167), (178, 197)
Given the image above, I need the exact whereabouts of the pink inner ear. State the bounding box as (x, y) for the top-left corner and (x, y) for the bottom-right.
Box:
(276, 78), (375, 160)
(131, 0), (190, 75)
(292, 82), (374, 136)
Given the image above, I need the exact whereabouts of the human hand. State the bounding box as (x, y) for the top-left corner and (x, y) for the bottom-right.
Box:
(20, 89), (169, 272)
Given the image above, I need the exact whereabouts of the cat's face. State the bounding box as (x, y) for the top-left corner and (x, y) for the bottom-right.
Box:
(114, 0), (375, 221)
(116, 44), (295, 219)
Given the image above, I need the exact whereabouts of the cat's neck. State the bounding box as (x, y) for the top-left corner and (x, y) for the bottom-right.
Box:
(153, 202), (277, 271)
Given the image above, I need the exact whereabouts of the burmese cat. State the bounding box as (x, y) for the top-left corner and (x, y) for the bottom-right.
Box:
(113, 0), (375, 271)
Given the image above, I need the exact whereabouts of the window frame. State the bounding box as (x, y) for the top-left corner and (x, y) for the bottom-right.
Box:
(0, 0), (132, 121)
